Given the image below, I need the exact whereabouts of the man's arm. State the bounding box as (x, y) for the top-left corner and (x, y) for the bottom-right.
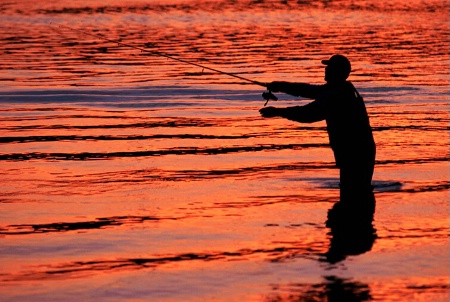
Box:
(259, 100), (327, 123)
(267, 82), (323, 98)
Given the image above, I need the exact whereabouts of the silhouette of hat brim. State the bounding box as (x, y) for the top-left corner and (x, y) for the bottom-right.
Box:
(321, 55), (352, 73)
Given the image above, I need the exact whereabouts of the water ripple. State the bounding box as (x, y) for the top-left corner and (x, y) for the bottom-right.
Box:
(0, 143), (325, 161)
(0, 215), (178, 235)
(0, 134), (253, 144)
(2, 243), (326, 282)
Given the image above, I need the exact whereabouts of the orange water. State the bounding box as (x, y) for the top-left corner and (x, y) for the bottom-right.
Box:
(0, 1), (449, 301)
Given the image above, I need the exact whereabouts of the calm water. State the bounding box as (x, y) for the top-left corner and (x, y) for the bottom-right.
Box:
(0, 0), (449, 301)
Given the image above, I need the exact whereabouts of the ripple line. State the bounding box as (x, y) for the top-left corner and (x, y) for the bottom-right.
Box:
(4, 120), (215, 130)
(0, 215), (176, 235)
(0, 134), (253, 144)
(2, 243), (325, 281)
(0, 143), (324, 161)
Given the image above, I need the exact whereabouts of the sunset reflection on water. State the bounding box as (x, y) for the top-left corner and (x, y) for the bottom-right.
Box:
(0, 0), (449, 301)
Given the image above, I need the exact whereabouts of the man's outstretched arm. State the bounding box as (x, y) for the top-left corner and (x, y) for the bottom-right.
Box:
(267, 82), (323, 98)
(259, 101), (326, 123)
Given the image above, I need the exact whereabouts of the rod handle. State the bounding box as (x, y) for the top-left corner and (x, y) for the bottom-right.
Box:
(262, 91), (278, 106)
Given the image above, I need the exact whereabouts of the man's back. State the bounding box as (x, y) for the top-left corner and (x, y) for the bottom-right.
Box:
(317, 81), (375, 168)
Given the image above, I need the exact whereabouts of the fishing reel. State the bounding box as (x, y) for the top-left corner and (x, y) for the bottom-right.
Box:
(262, 90), (278, 106)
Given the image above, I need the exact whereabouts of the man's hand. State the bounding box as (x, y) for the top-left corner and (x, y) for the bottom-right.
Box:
(266, 81), (287, 93)
(259, 106), (280, 118)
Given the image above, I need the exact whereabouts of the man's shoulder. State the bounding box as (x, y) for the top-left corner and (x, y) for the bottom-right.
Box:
(323, 82), (355, 95)
(324, 81), (353, 89)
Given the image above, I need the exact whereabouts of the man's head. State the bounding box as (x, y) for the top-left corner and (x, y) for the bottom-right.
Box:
(322, 54), (351, 83)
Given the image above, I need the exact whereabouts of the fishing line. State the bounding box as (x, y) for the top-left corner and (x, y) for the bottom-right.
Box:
(50, 23), (278, 105)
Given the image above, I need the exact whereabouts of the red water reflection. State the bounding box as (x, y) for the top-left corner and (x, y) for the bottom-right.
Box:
(0, 0), (449, 301)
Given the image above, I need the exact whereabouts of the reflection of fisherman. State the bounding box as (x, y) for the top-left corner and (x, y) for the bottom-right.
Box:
(260, 55), (376, 203)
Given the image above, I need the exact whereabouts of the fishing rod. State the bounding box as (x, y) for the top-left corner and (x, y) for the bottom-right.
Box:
(51, 23), (278, 106)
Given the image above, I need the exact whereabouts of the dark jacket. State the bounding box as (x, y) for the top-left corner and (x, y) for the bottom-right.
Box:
(278, 81), (376, 168)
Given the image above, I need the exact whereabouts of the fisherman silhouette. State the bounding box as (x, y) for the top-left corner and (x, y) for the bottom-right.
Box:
(260, 54), (376, 205)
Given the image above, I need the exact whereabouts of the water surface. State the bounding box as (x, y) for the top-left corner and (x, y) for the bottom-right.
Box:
(0, 0), (449, 301)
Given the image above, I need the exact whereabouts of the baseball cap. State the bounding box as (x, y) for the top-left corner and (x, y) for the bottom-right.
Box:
(321, 54), (351, 74)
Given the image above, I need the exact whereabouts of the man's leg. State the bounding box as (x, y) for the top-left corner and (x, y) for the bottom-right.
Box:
(339, 162), (374, 204)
